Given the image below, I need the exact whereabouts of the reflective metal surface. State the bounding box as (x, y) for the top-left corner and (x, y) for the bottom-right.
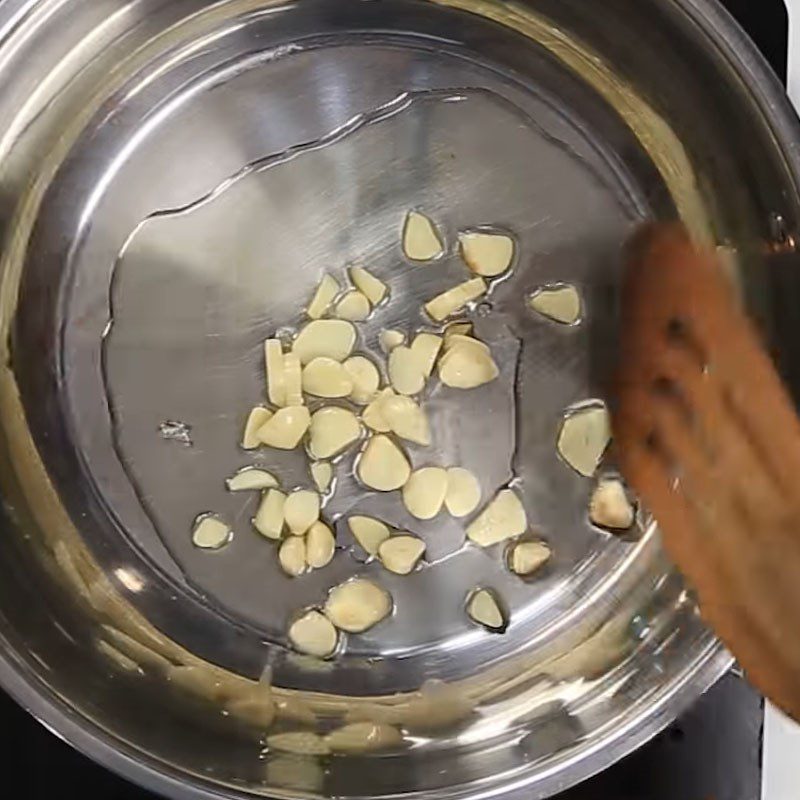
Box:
(0, 0), (797, 798)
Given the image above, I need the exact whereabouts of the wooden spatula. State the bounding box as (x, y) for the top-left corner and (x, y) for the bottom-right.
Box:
(614, 223), (800, 722)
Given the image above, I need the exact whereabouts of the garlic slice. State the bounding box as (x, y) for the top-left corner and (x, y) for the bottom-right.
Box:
(326, 722), (402, 754)
(379, 329), (405, 353)
(459, 231), (515, 276)
(442, 333), (491, 356)
(292, 320), (356, 364)
(403, 211), (443, 261)
(284, 490), (320, 535)
(589, 479), (635, 530)
(226, 468), (278, 492)
(268, 731), (331, 756)
(308, 407), (362, 459)
(557, 403), (611, 477)
(444, 467), (481, 517)
(402, 467), (448, 519)
(241, 406), (272, 449)
(466, 588), (506, 631)
(264, 339), (286, 407)
(388, 346), (425, 396)
(438, 342), (499, 389)
(349, 267), (388, 305)
(381, 394), (431, 446)
(306, 521), (336, 568)
(362, 387), (395, 433)
(529, 284), (582, 325)
(288, 610), (338, 658)
(335, 291), (371, 322)
(343, 356), (380, 404)
(508, 541), (551, 576)
(324, 579), (392, 633)
(425, 278), (487, 322)
(307, 274), (340, 319)
(310, 461), (333, 493)
(410, 332), (443, 377)
(302, 357), (353, 398)
(254, 489), (286, 540)
(357, 435), (411, 491)
(378, 535), (426, 575)
(467, 489), (527, 546)
(348, 516), (391, 555)
(192, 515), (232, 550)
(283, 352), (304, 407)
(257, 406), (310, 449)
(444, 322), (473, 339)
(279, 536), (307, 577)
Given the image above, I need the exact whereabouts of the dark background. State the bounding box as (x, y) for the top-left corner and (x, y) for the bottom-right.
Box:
(2, 1), (789, 798)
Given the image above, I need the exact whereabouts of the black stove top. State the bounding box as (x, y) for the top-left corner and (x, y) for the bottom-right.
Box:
(4, 2), (787, 798)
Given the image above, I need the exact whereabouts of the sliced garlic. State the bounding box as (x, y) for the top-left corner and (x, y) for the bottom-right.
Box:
(326, 722), (402, 753)
(444, 321), (473, 339)
(442, 333), (491, 357)
(335, 290), (371, 322)
(589, 479), (635, 530)
(308, 406), (362, 459)
(192, 515), (232, 550)
(402, 467), (448, 519)
(343, 356), (380, 404)
(307, 274), (340, 320)
(444, 467), (481, 517)
(279, 536), (307, 577)
(310, 461), (333, 493)
(388, 346), (425, 395)
(350, 266), (388, 305)
(508, 541), (551, 576)
(306, 521), (336, 568)
(283, 352), (304, 407)
(302, 357), (353, 398)
(362, 387), (394, 432)
(410, 332), (443, 377)
(466, 588), (506, 631)
(378, 535), (426, 575)
(265, 339), (286, 407)
(268, 730), (331, 756)
(379, 329), (405, 353)
(324, 578), (392, 633)
(288, 610), (338, 658)
(257, 406), (311, 449)
(292, 320), (357, 364)
(381, 394), (431, 446)
(348, 516), (391, 555)
(358, 435), (411, 491)
(557, 403), (611, 477)
(459, 231), (515, 276)
(425, 278), (487, 322)
(438, 342), (499, 389)
(254, 489), (286, 540)
(403, 210), (443, 261)
(284, 490), (320, 535)
(226, 468), (278, 492)
(529, 284), (582, 325)
(467, 489), (527, 546)
(242, 406), (272, 449)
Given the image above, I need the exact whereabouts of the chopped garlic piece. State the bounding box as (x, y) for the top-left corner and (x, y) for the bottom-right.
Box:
(292, 320), (356, 364)
(509, 541), (551, 576)
(358, 435), (411, 491)
(284, 490), (320, 535)
(326, 722), (402, 753)
(466, 588), (506, 630)
(589, 479), (634, 530)
(283, 352), (303, 406)
(264, 339), (286, 407)
(379, 535), (426, 574)
(302, 357), (353, 398)
(288, 610), (338, 658)
(410, 332), (443, 377)
(467, 489), (527, 546)
(379, 329), (405, 353)
(362, 387), (394, 432)
(348, 516), (391, 555)
(257, 406), (310, 449)
(226, 468), (278, 492)
(529, 284), (582, 325)
(254, 489), (286, 540)
(425, 278), (487, 321)
(438, 342), (499, 389)
(442, 333), (491, 356)
(557, 403), (611, 477)
(350, 267), (388, 305)
(444, 468), (481, 517)
(308, 406), (362, 459)
(307, 274), (340, 319)
(459, 231), (515, 276)
(279, 536), (307, 577)
(310, 461), (333, 493)
(306, 521), (335, 568)
(325, 579), (392, 632)
(192, 515), (232, 549)
(388, 346), (425, 395)
(381, 394), (430, 446)
(335, 290), (371, 322)
(402, 467), (448, 519)
(444, 322), (473, 339)
(241, 406), (272, 449)
(343, 356), (380, 404)
(403, 211), (443, 261)
(268, 730), (331, 755)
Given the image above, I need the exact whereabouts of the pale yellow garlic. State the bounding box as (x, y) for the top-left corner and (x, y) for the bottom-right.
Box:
(381, 394), (431, 446)
(288, 610), (338, 658)
(241, 406), (272, 449)
(279, 536), (307, 577)
(254, 489), (286, 540)
(192, 516), (232, 549)
(589, 479), (634, 530)
(459, 231), (515, 276)
(557, 404), (611, 477)
(302, 357), (353, 398)
(310, 461), (333, 493)
(306, 521), (336, 568)
(283, 352), (304, 407)
(403, 211), (443, 261)
(362, 387), (395, 433)
(324, 579), (392, 633)
(378, 535), (426, 575)
(349, 266), (388, 305)
(402, 467), (448, 519)
(529, 284), (581, 325)
(444, 467), (481, 517)
(326, 722), (402, 754)
(379, 329), (405, 353)
(268, 731), (331, 756)
(348, 516), (391, 555)
(257, 406), (310, 449)
(292, 320), (356, 364)
(343, 356), (380, 404)
(410, 332), (443, 377)
(307, 274), (340, 319)
(466, 588), (506, 630)
(467, 489), (527, 546)
(264, 339), (286, 406)
(508, 541), (551, 576)
(357, 435), (411, 491)
(226, 468), (278, 492)
(284, 490), (320, 535)
(388, 346), (425, 395)
(424, 278), (487, 321)
(335, 291), (371, 322)
(308, 406), (362, 459)
(438, 343), (499, 389)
